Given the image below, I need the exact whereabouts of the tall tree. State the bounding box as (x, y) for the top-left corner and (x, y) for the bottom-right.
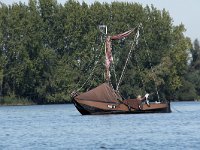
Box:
(191, 39), (200, 69)
(0, 0), (193, 103)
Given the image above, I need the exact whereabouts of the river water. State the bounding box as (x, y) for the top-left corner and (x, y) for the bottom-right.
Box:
(0, 102), (200, 150)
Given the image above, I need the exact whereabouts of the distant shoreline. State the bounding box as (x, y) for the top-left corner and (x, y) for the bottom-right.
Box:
(0, 97), (72, 106)
(0, 99), (198, 106)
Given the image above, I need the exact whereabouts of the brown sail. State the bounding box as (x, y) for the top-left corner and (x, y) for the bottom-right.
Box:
(75, 83), (121, 103)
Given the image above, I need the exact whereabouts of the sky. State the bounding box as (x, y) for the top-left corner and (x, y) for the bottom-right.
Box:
(1, 0), (200, 41)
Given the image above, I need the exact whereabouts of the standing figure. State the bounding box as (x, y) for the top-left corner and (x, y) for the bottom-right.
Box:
(137, 93), (150, 110)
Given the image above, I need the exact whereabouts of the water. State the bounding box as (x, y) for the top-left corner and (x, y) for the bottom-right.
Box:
(0, 102), (200, 150)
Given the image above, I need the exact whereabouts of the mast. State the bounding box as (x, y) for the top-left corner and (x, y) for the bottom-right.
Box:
(99, 25), (110, 82)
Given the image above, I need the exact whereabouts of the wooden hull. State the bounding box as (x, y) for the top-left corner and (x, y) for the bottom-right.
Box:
(72, 98), (171, 115)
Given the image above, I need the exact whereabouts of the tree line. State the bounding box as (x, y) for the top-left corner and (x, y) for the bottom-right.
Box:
(0, 0), (199, 104)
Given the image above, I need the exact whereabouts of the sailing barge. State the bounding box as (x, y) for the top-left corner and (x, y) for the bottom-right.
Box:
(72, 25), (171, 115)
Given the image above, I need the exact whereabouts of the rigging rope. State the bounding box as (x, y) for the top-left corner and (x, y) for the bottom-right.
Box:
(141, 26), (160, 101)
(76, 43), (105, 92)
(116, 27), (140, 91)
(133, 45), (146, 92)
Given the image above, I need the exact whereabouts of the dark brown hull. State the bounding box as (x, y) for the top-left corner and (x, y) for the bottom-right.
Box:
(73, 98), (171, 115)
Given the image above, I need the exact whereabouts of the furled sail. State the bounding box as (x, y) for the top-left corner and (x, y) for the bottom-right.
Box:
(105, 29), (135, 81)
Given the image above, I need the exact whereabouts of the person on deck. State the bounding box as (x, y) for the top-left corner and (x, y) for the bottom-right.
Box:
(144, 93), (150, 106)
(137, 93), (150, 109)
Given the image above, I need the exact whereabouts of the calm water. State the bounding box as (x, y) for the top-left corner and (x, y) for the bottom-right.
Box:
(0, 102), (200, 150)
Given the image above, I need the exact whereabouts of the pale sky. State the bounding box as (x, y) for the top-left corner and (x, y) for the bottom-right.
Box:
(1, 0), (200, 41)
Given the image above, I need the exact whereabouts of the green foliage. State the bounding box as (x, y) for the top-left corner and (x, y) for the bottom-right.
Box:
(175, 80), (197, 101)
(191, 39), (200, 69)
(0, 0), (194, 104)
(174, 38), (200, 100)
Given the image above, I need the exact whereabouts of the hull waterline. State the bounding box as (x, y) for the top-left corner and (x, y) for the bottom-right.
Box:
(73, 98), (171, 115)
